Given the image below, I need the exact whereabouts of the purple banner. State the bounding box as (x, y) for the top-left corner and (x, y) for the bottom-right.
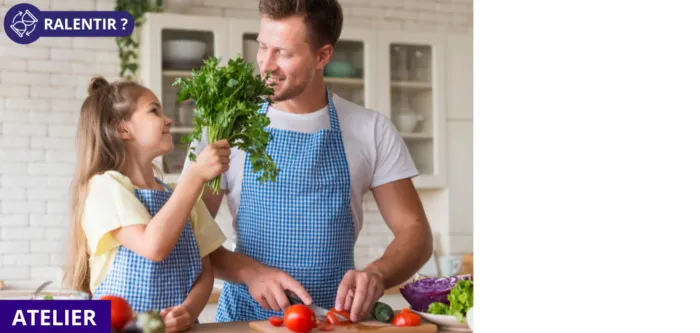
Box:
(0, 300), (111, 332)
(3, 3), (134, 45)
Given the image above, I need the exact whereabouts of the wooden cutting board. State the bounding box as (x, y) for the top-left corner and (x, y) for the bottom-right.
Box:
(249, 320), (438, 333)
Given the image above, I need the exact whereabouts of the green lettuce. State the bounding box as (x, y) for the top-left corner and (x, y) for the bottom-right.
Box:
(426, 279), (473, 323)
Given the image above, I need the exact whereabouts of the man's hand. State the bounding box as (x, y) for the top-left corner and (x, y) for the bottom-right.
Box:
(335, 270), (385, 322)
(248, 266), (313, 311)
(161, 304), (195, 333)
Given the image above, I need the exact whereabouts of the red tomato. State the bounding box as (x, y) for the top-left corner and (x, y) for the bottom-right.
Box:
(325, 312), (340, 325)
(329, 308), (351, 322)
(318, 323), (335, 331)
(392, 312), (421, 327)
(326, 308), (351, 325)
(283, 304), (316, 333)
(269, 316), (284, 327)
(98, 295), (133, 331)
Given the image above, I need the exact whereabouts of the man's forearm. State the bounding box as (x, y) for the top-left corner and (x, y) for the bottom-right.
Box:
(209, 246), (264, 285)
(365, 225), (433, 290)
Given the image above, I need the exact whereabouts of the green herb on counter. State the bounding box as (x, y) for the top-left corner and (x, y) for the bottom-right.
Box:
(173, 56), (279, 194)
(426, 279), (473, 323)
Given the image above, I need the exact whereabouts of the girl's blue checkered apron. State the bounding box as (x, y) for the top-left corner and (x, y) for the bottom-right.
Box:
(92, 180), (203, 313)
(215, 90), (356, 321)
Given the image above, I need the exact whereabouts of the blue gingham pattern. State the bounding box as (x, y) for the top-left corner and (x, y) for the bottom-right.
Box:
(92, 180), (203, 313)
(216, 90), (356, 322)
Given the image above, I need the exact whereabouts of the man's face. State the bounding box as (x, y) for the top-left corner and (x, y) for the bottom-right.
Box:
(257, 15), (317, 102)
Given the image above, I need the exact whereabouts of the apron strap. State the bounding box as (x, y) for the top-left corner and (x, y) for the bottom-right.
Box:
(258, 89), (341, 132)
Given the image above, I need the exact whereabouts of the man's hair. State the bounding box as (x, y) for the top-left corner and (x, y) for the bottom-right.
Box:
(259, 0), (344, 49)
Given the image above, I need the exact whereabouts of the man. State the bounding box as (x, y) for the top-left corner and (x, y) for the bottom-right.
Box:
(181, 0), (434, 323)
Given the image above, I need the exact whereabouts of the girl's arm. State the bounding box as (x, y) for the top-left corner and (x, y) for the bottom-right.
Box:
(112, 140), (230, 262)
(111, 171), (204, 262)
(161, 256), (214, 332)
(184, 255), (214, 319)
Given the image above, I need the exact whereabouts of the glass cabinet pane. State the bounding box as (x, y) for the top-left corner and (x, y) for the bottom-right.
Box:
(242, 33), (259, 75)
(389, 43), (434, 175)
(324, 40), (365, 107)
(162, 29), (213, 69)
(160, 29), (214, 176)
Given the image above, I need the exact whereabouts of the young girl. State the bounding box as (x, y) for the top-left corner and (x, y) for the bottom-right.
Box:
(64, 76), (231, 332)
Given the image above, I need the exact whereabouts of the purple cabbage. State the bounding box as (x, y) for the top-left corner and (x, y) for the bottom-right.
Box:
(399, 274), (472, 312)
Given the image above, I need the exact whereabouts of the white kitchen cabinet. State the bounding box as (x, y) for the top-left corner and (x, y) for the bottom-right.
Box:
(139, 13), (460, 189)
(378, 32), (448, 188)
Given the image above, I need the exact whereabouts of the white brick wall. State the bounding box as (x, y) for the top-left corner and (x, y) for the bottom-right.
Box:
(0, 0), (472, 286)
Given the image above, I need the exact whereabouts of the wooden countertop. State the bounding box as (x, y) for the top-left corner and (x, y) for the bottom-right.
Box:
(189, 321), (464, 332)
(189, 321), (252, 332)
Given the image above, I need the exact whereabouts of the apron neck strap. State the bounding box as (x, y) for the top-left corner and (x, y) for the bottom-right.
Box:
(259, 88), (341, 132)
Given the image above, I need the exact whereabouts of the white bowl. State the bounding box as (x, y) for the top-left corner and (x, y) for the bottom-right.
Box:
(163, 39), (207, 62)
(409, 308), (472, 332)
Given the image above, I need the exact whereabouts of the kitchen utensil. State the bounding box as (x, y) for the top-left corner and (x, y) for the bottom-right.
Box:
(32, 281), (52, 300)
(250, 319), (438, 333)
(439, 255), (463, 277)
(177, 100), (195, 126)
(324, 61), (357, 78)
(396, 112), (424, 133)
(284, 291), (349, 322)
(163, 39), (207, 63)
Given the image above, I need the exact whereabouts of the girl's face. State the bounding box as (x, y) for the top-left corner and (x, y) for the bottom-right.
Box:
(120, 90), (174, 159)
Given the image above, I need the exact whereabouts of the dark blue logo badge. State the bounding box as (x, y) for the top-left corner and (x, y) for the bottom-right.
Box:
(4, 3), (134, 45)
(0, 300), (111, 332)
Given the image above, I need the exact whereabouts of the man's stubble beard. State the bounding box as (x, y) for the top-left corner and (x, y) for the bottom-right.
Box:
(271, 79), (308, 102)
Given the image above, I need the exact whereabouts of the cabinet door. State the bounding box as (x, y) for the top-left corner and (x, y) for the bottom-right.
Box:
(378, 32), (447, 189)
(229, 18), (262, 71)
(140, 13), (231, 182)
(324, 28), (378, 110)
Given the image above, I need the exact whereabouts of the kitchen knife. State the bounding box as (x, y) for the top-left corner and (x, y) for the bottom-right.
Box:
(284, 291), (350, 322)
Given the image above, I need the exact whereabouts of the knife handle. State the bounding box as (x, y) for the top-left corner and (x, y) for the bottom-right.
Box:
(284, 290), (305, 305)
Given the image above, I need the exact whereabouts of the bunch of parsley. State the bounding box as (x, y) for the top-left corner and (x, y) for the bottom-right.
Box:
(174, 56), (279, 194)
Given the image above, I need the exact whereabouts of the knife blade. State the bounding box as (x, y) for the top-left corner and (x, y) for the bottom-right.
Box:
(284, 291), (350, 322)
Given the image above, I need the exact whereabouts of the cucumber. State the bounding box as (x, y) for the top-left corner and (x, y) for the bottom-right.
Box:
(371, 301), (394, 323)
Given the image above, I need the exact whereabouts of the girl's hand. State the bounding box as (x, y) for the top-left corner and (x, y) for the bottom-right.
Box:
(161, 304), (195, 333)
(188, 139), (231, 183)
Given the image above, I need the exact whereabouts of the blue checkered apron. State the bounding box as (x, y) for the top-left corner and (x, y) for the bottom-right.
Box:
(215, 90), (355, 322)
(92, 179), (203, 313)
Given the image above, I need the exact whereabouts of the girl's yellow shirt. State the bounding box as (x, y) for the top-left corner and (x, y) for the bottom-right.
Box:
(81, 170), (226, 292)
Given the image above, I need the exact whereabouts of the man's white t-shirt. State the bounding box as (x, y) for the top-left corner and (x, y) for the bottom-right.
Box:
(181, 94), (418, 238)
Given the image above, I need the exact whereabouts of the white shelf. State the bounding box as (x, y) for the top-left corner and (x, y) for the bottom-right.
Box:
(391, 80), (432, 89)
(324, 77), (364, 86)
(401, 132), (432, 139)
(163, 69), (193, 77)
